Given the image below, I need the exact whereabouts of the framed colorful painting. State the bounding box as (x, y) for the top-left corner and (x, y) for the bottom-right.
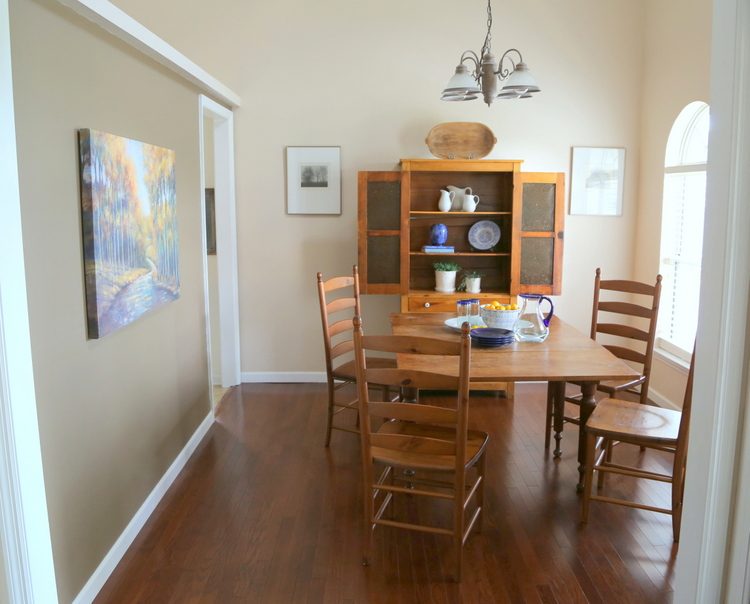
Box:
(78, 129), (180, 339)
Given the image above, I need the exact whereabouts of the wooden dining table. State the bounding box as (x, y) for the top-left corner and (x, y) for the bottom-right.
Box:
(390, 312), (640, 489)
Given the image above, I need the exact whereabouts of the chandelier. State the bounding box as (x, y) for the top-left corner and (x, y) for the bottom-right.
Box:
(441, 0), (540, 106)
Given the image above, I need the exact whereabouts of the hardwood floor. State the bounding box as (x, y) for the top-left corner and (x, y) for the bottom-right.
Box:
(96, 383), (678, 603)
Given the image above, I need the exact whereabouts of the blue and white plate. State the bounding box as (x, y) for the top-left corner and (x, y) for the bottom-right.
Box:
(444, 317), (485, 332)
(468, 220), (501, 250)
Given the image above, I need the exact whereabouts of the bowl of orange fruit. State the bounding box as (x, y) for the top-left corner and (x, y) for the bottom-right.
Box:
(480, 301), (521, 330)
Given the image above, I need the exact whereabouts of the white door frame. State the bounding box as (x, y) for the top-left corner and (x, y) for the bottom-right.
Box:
(0, 1), (59, 601)
(199, 95), (241, 392)
(674, 0), (750, 600)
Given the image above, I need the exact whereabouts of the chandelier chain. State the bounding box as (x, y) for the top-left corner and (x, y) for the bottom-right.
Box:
(481, 0), (493, 60)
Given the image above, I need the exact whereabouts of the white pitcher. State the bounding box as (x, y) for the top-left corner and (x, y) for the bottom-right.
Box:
(438, 190), (455, 212)
(462, 194), (480, 212)
(446, 185), (472, 211)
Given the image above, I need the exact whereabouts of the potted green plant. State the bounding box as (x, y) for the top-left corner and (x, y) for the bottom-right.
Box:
(458, 269), (483, 294)
(433, 261), (462, 293)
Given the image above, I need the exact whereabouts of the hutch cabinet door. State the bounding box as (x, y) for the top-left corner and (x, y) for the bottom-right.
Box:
(358, 171), (402, 294)
(511, 172), (565, 295)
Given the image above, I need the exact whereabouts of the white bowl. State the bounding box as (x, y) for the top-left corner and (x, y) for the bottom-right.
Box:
(479, 305), (520, 330)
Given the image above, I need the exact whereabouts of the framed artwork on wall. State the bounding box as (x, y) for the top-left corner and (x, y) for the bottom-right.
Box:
(286, 146), (341, 215)
(78, 128), (180, 339)
(205, 187), (216, 255)
(569, 146), (626, 216)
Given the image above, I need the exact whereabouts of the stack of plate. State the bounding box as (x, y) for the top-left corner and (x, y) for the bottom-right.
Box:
(470, 327), (515, 348)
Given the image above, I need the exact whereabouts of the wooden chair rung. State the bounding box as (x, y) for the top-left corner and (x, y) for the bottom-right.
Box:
(331, 405), (356, 416)
(463, 475), (482, 509)
(372, 518), (453, 536)
(373, 483), (454, 500)
(462, 507), (482, 544)
(372, 492), (393, 522)
(597, 462), (672, 482)
(589, 494), (672, 515)
(392, 475), (460, 491)
(330, 425), (358, 435)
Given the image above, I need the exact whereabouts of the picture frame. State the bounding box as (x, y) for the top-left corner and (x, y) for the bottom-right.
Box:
(204, 188), (216, 255)
(569, 146), (626, 216)
(286, 146), (341, 215)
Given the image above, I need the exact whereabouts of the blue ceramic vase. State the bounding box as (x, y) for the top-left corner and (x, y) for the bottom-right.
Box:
(430, 223), (448, 246)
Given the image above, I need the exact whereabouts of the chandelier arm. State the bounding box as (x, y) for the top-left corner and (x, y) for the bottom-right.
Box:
(496, 48), (524, 79)
(460, 50), (482, 75)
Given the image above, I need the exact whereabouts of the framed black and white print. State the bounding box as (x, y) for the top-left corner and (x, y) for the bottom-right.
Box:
(286, 146), (341, 215)
(570, 146), (626, 216)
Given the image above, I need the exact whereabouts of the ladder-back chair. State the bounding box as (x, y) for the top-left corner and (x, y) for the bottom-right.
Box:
(353, 317), (488, 581)
(581, 348), (695, 541)
(545, 268), (662, 453)
(317, 266), (395, 446)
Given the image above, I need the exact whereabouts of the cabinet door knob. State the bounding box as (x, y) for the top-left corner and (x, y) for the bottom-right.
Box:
(424, 302), (431, 308)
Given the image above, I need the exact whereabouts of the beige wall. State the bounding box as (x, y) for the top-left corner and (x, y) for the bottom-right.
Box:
(113, 0), (646, 374)
(10, 0), (210, 600)
(634, 0), (712, 407)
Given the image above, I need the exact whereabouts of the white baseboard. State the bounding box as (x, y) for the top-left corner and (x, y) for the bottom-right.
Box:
(72, 412), (214, 604)
(241, 371), (326, 383)
(649, 387), (681, 411)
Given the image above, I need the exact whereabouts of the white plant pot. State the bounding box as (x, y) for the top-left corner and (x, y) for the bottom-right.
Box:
(435, 270), (457, 293)
(465, 277), (481, 294)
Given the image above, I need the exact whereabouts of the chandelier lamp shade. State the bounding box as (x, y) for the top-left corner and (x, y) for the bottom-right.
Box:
(441, 0), (540, 106)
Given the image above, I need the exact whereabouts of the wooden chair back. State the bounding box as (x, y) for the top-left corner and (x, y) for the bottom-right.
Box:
(316, 266), (361, 381)
(590, 267), (662, 404)
(352, 318), (472, 471)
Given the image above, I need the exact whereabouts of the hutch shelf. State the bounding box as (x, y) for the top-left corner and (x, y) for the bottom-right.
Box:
(358, 158), (565, 312)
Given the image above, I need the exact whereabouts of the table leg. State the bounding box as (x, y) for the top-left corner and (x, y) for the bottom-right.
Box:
(551, 381), (565, 459)
(577, 381), (598, 491)
(401, 386), (419, 404)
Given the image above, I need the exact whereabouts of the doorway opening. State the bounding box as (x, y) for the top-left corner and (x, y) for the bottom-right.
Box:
(199, 95), (241, 409)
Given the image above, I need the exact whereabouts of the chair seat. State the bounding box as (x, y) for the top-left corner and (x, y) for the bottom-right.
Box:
(568, 376), (645, 396)
(332, 356), (396, 381)
(370, 420), (489, 471)
(587, 397), (681, 445)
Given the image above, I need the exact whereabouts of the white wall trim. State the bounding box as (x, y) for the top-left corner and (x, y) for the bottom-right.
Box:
(199, 95), (241, 393)
(0, 2), (59, 600)
(674, 0), (750, 600)
(56, 0), (241, 108)
(241, 372), (327, 384)
(648, 387), (680, 411)
(72, 413), (213, 604)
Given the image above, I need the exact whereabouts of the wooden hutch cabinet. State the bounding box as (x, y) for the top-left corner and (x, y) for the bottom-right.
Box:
(358, 159), (565, 312)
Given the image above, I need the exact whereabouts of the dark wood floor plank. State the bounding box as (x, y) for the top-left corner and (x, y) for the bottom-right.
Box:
(95, 383), (677, 603)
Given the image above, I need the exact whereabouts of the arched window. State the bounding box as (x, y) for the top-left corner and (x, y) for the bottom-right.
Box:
(657, 101), (709, 360)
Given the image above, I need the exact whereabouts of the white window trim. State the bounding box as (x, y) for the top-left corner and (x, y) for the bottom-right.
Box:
(654, 338), (691, 372)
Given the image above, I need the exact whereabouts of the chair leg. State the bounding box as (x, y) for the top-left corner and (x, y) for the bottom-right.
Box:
(453, 477), (465, 582)
(544, 382), (554, 450)
(324, 382), (335, 447)
(597, 438), (613, 489)
(581, 430), (597, 524)
(672, 456), (687, 542)
(476, 453), (486, 533)
(362, 475), (374, 566)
